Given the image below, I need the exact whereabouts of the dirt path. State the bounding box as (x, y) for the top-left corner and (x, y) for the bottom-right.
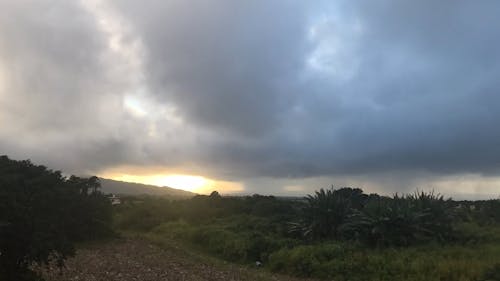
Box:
(41, 238), (315, 281)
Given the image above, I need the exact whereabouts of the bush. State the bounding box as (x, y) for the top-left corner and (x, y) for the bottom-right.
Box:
(268, 243), (354, 278)
(475, 200), (500, 225)
(112, 186), (500, 280)
(0, 156), (112, 280)
(352, 191), (455, 246)
(291, 187), (366, 240)
(480, 263), (500, 281)
(114, 197), (179, 231)
(299, 189), (459, 247)
(152, 217), (299, 263)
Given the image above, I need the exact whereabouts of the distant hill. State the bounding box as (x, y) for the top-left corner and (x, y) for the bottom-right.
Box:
(98, 178), (196, 198)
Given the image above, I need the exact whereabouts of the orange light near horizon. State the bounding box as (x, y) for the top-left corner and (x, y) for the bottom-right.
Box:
(99, 166), (245, 194)
(105, 174), (210, 193)
(151, 175), (210, 192)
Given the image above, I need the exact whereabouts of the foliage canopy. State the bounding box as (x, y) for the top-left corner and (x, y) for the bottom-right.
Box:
(0, 156), (113, 280)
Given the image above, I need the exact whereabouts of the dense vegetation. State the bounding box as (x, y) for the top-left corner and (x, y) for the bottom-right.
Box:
(115, 188), (500, 280)
(2, 155), (500, 280)
(0, 156), (113, 281)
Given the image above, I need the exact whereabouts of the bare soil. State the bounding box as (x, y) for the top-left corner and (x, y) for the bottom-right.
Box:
(41, 238), (315, 281)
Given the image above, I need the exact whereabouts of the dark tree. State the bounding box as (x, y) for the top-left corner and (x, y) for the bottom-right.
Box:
(0, 156), (112, 280)
(209, 190), (221, 199)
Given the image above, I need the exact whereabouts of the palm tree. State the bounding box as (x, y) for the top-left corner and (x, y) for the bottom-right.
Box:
(291, 187), (367, 239)
(344, 191), (455, 246)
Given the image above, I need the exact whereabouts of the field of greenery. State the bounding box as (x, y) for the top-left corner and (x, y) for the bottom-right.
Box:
(2, 155), (500, 281)
(115, 189), (500, 281)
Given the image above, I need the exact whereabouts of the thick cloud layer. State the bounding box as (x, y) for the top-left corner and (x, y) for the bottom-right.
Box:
(1, 0), (500, 196)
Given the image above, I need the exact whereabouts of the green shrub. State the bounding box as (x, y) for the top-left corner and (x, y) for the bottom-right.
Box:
(152, 220), (198, 240)
(114, 187), (500, 280)
(291, 187), (366, 240)
(268, 243), (352, 278)
(151, 217), (299, 263)
(480, 263), (500, 281)
(474, 200), (500, 225)
(114, 197), (181, 232)
(340, 190), (456, 247)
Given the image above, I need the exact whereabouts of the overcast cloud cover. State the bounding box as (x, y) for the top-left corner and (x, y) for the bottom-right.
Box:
(1, 0), (500, 197)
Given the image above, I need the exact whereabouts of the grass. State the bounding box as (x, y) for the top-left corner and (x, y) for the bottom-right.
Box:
(124, 219), (500, 281)
(121, 231), (315, 281)
(271, 223), (500, 280)
(111, 193), (500, 281)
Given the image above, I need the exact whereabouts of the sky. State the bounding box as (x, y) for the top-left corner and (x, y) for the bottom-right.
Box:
(1, 0), (500, 198)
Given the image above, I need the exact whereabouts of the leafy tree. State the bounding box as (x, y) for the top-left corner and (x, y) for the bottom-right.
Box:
(473, 199), (500, 225)
(0, 156), (112, 280)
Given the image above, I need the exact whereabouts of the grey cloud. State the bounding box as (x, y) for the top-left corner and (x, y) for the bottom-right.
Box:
(0, 0), (147, 172)
(2, 0), (500, 196)
(112, 0), (312, 136)
(177, 0), (500, 181)
(0, 0), (107, 127)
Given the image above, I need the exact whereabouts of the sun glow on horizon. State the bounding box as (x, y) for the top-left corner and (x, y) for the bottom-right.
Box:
(99, 168), (245, 194)
(151, 175), (209, 192)
(105, 174), (209, 193)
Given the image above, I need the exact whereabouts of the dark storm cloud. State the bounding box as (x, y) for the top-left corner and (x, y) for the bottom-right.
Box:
(2, 0), (500, 195)
(184, 0), (500, 179)
(324, 0), (500, 176)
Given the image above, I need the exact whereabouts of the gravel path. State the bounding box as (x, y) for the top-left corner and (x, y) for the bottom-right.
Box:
(41, 238), (315, 281)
